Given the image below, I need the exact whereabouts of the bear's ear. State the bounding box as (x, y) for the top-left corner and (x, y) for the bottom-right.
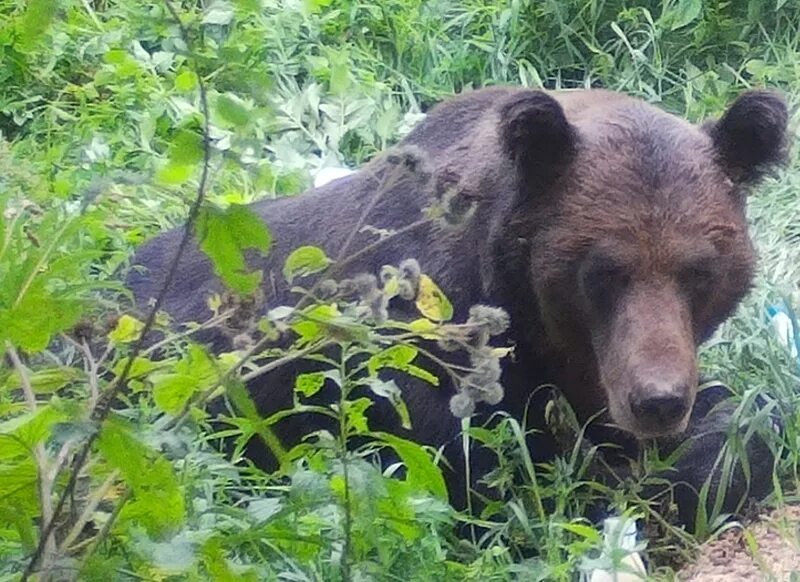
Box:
(706, 90), (789, 185)
(498, 91), (578, 190)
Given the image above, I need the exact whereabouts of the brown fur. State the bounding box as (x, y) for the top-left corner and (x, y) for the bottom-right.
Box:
(127, 86), (788, 513)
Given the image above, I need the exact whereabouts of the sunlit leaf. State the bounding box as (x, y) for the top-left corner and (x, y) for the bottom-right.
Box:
(415, 274), (453, 322)
(108, 314), (145, 344)
(294, 372), (326, 398)
(283, 246), (331, 283)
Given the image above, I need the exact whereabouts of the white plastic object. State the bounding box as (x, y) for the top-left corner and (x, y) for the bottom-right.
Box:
(588, 517), (647, 582)
(767, 304), (798, 359)
(313, 166), (354, 188)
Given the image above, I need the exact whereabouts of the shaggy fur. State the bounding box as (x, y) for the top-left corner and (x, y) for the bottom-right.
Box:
(126, 86), (788, 520)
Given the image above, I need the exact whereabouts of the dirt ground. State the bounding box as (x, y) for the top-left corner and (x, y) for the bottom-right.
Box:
(678, 505), (800, 581)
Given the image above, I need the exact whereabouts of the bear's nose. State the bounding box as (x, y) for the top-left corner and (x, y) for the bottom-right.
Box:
(629, 385), (690, 428)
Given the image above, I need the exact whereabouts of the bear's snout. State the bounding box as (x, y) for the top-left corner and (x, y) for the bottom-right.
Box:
(628, 381), (691, 432)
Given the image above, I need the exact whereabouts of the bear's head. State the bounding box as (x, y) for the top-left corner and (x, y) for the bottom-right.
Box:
(498, 89), (789, 438)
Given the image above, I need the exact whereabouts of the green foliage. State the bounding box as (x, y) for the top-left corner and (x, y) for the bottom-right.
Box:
(196, 204), (273, 294)
(0, 0), (799, 580)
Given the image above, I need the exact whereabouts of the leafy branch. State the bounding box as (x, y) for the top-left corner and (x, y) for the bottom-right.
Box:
(21, 2), (214, 577)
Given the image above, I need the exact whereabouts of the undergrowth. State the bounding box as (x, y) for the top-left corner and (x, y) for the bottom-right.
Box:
(1, 1), (799, 580)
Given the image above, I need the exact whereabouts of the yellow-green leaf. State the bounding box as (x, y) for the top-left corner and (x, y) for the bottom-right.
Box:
(415, 274), (453, 322)
(108, 315), (145, 344)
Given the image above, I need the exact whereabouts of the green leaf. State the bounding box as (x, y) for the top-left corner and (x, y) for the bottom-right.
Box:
(196, 204), (272, 295)
(16, 0), (57, 51)
(327, 51), (350, 96)
(174, 70), (198, 92)
(215, 93), (250, 127)
(97, 418), (185, 536)
(227, 381), (287, 464)
(661, 0), (702, 30)
(559, 522), (603, 543)
(151, 345), (218, 414)
(0, 405), (66, 461)
(153, 375), (198, 415)
(156, 161), (194, 185)
(2, 367), (83, 395)
(367, 345), (439, 386)
(365, 378), (411, 429)
(168, 130), (204, 166)
(0, 292), (82, 353)
(374, 432), (447, 500)
(203, 1), (234, 25)
(108, 314), (145, 344)
(344, 397), (372, 434)
(246, 498), (282, 523)
(282, 246), (331, 283)
(294, 372), (326, 398)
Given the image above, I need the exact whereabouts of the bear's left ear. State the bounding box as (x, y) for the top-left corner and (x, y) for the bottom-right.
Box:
(706, 90), (789, 185)
(498, 91), (578, 191)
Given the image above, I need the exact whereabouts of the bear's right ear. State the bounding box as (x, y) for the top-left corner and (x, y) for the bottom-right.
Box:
(498, 91), (578, 190)
(706, 90), (789, 185)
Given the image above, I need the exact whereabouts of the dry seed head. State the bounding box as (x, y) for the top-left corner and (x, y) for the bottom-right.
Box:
(449, 391), (476, 418)
(468, 305), (510, 336)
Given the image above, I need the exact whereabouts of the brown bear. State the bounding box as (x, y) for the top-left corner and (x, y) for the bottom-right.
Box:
(126, 86), (788, 523)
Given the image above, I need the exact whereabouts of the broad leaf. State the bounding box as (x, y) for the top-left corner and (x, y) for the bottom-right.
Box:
(196, 204), (272, 295)
(283, 246), (330, 283)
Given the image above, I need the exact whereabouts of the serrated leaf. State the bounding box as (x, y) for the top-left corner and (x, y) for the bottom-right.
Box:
(0, 292), (83, 353)
(168, 130), (204, 166)
(108, 314), (145, 344)
(368, 345), (417, 376)
(294, 372), (326, 398)
(196, 204), (272, 295)
(151, 345), (217, 414)
(97, 419), (185, 536)
(415, 274), (453, 322)
(153, 375), (198, 415)
(374, 432), (447, 499)
(282, 246), (331, 283)
(0, 405), (66, 461)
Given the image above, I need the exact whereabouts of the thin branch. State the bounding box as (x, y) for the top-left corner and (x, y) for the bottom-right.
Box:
(61, 469), (120, 552)
(6, 342), (57, 572)
(22, 2), (213, 577)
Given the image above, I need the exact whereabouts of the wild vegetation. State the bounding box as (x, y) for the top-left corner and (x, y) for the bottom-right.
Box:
(1, 0), (799, 580)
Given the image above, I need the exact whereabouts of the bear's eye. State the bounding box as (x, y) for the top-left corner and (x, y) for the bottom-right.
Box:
(580, 259), (631, 318)
(679, 261), (716, 296)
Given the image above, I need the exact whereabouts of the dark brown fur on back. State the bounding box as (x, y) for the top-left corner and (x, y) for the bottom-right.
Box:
(126, 86), (789, 516)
